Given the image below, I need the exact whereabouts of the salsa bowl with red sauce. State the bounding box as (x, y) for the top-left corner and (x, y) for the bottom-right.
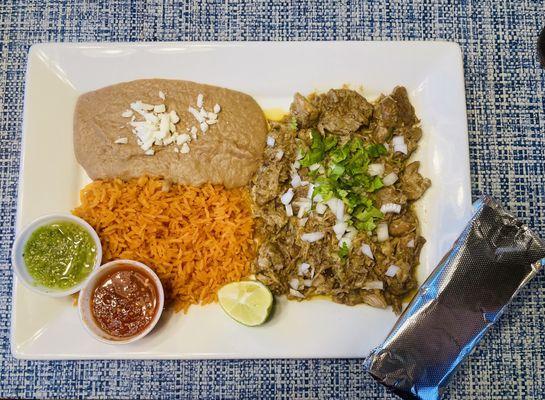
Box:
(78, 259), (165, 344)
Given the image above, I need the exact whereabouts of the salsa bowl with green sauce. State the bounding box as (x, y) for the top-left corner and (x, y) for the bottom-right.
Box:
(12, 213), (102, 297)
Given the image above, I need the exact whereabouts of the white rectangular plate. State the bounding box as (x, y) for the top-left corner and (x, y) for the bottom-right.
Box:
(12, 41), (472, 359)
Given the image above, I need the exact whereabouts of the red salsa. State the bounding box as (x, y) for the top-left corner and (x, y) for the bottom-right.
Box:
(91, 265), (158, 339)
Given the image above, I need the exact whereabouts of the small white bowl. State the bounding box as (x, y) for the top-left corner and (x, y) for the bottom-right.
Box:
(11, 213), (102, 297)
(78, 259), (165, 345)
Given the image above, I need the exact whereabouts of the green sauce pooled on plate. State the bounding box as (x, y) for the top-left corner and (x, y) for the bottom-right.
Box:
(23, 221), (97, 290)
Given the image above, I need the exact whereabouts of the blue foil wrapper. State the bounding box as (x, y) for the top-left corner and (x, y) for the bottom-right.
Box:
(364, 196), (545, 400)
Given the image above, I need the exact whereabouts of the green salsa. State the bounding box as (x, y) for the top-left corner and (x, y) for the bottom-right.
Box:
(23, 221), (97, 290)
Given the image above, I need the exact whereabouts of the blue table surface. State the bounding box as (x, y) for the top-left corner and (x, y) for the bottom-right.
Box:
(1, 1), (545, 399)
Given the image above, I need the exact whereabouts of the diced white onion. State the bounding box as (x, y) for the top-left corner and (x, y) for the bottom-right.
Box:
(297, 204), (308, 219)
(301, 232), (325, 242)
(196, 93), (204, 108)
(307, 183), (315, 199)
(303, 279), (313, 287)
(336, 200), (345, 221)
(407, 239), (415, 248)
(276, 150), (284, 160)
(333, 222), (347, 240)
(313, 194), (323, 203)
(380, 203), (402, 214)
(293, 161), (301, 169)
(392, 135), (408, 154)
(290, 173), (302, 188)
(368, 163), (385, 176)
(385, 265), (401, 277)
(363, 281), (384, 290)
(361, 243), (374, 260)
(383, 172), (398, 186)
(280, 188), (294, 205)
(285, 204), (293, 217)
(298, 263), (311, 276)
(266, 135), (276, 147)
(213, 104), (221, 113)
(377, 223), (389, 242)
(290, 288), (305, 298)
(326, 198), (345, 221)
(315, 203), (327, 214)
(395, 143), (408, 154)
(309, 163), (320, 171)
(289, 278), (300, 290)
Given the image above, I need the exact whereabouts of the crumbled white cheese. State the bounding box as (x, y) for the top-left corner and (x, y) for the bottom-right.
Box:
(188, 106), (204, 123)
(114, 137), (128, 144)
(176, 133), (191, 145)
(180, 143), (190, 154)
(154, 104), (166, 113)
(169, 110), (180, 124)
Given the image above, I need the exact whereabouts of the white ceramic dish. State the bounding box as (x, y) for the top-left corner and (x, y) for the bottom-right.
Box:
(78, 259), (164, 345)
(11, 213), (102, 297)
(12, 41), (472, 359)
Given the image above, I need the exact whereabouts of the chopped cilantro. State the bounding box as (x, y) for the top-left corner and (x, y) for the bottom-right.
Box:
(339, 242), (350, 260)
(297, 131), (387, 232)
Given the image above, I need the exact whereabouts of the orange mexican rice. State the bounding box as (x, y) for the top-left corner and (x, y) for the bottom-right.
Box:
(73, 176), (255, 312)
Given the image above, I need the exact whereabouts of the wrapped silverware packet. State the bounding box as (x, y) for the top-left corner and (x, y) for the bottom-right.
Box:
(364, 196), (545, 400)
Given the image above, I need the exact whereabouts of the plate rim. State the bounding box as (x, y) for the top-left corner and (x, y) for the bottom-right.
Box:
(11, 40), (472, 360)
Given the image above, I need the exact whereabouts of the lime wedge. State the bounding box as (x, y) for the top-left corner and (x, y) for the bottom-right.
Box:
(218, 281), (273, 326)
